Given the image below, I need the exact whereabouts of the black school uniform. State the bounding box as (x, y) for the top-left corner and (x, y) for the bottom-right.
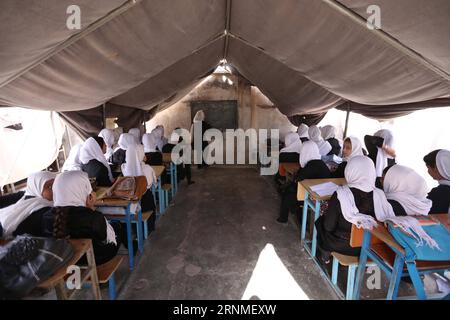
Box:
(279, 152), (300, 163)
(0, 191), (25, 209)
(387, 199), (407, 216)
(316, 188), (376, 257)
(428, 184), (450, 214)
(111, 148), (126, 166)
(278, 160), (331, 222)
(145, 152), (163, 166)
(300, 137), (309, 143)
(15, 206), (122, 265)
(326, 138), (341, 156)
(81, 159), (112, 187)
(332, 161), (347, 178)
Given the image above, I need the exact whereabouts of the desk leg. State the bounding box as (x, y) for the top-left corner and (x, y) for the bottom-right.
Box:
(136, 206), (144, 254)
(85, 244), (101, 300)
(152, 184), (158, 217)
(352, 230), (371, 300)
(125, 204), (134, 270)
(158, 177), (164, 214)
(300, 191), (309, 241)
(406, 261), (427, 300)
(311, 200), (321, 257)
(173, 163), (177, 194)
(387, 255), (404, 300)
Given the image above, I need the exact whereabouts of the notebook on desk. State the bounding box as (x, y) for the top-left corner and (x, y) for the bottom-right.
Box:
(106, 176), (138, 201)
(310, 182), (339, 197)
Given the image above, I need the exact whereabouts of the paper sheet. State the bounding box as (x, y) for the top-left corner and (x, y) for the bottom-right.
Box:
(310, 182), (339, 197)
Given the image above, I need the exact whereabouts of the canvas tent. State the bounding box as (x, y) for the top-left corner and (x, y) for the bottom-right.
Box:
(0, 0), (450, 135)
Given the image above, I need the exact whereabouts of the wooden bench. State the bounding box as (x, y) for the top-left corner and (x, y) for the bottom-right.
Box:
(96, 256), (124, 300)
(330, 225), (379, 300)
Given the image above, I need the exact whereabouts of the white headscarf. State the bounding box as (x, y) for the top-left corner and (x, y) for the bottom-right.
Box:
(152, 125), (167, 152)
(0, 171), (56, 237)
(343, 136), (364, 161)
(321, 125), (336, 140)
(374, 129), (395, 177)
(436, 149), (450, 186)
(280, 132), (303, 154)
(53, 171), (116, 245)
(297, 124), (309, 139)
(169, 131), (180, 144)
(384, 165), (432, 216)
(116, 133), (137, 151)
(190, 110), (205, 141)
(62, 143), (83, 172)
(299, 141), (321, 168)
(308, 125), (332, 156)
(98, 129), (115, 161)
(79, 137), (113, 182)
(128, 128), (141, 144)
(121, 145), (156, 188)
(336, 156), (439, 250)
(142, 132), (159, 153)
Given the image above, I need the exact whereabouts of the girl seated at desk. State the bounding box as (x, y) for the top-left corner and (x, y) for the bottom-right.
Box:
(111, 133), (137, 166)
(142, 131), (163, 166)
(332, 136), (364, 178)
(279, 132), (302, 163)
(316, 156), (438, 264)
(364, 129), (396, 188)
(297, 124), (309, 143)
(16, 171), (122, 265)
(80, 137), (114, 187)
(152, 125), (168, 152)
(423, 149), (450, 214)
(381, 164), (432, 216)
(128, 127), (142, 144)
(162, 130), (194, 185)
(98, 128), (115, 163)
(1, 171), (56, 238)
(321, 125), (341, 156)
(277, 141), (331, 224)
(308, 125), (332, 157)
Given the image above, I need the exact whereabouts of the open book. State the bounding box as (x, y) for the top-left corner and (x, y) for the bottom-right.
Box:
(310, 182), (339, 197)
(106, 176), (138, 201)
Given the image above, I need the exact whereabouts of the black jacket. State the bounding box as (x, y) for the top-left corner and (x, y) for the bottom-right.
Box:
(81, 159), (112, 187)
(428, 184), (450, 214)
(327, 138), (341, 156)
(111, 148), (126, 166)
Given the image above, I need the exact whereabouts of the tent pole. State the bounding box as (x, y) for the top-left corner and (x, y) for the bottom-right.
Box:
(102, 103), (106, 128)
(343, 104), (351, 138)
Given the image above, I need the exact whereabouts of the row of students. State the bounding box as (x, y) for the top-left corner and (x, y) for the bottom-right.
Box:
(0, 171), (121, 265)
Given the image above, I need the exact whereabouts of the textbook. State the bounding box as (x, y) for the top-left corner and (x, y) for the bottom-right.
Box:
(106, 176), (138, 201)
(310, 182), (339, 197)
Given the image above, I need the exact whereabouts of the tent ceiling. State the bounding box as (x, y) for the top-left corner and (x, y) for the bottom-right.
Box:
(0, 0), (449, 119)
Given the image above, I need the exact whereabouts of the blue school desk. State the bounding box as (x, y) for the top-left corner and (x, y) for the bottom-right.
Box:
(94, 177), (148, 270)
(299, 178), (346, 257)
(352, 214), (450, 300)
(151, 165), (167, 215)
(163, 153), (178, 197)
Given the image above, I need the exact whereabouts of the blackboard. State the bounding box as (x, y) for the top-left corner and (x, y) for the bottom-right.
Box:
(190, 100), (238, 131)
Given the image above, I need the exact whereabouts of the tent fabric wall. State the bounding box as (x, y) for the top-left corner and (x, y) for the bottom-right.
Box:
(0, 109), (65, 187)
(0, 0), (449, 123)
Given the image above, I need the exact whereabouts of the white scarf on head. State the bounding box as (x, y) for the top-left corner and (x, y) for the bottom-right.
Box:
(374, 129), (394, 177)
(321, 125), (336, 140)
(62, 143), (83, 172)
(53, 171), (116, 245)
(436, 149), (450, 187)
(115, 133), (137, 152)
(121, 145), (156, 188)
(152, 126), (167, 152)
(79, 137), (113, 182)
(308, 125), (332, 156)
(299, 141), (321, 168)
(142, 132), (158, 153)
(98, 129), (115, 161)
(297, 124), (309, 139)
(280, 132), (303, 154)
(0, 171), (56, 237)
(128, 128), (141, 144)
(337, 156), (439, 250)
(384, 165), (432, 216)
(343, 136), (364, 161)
